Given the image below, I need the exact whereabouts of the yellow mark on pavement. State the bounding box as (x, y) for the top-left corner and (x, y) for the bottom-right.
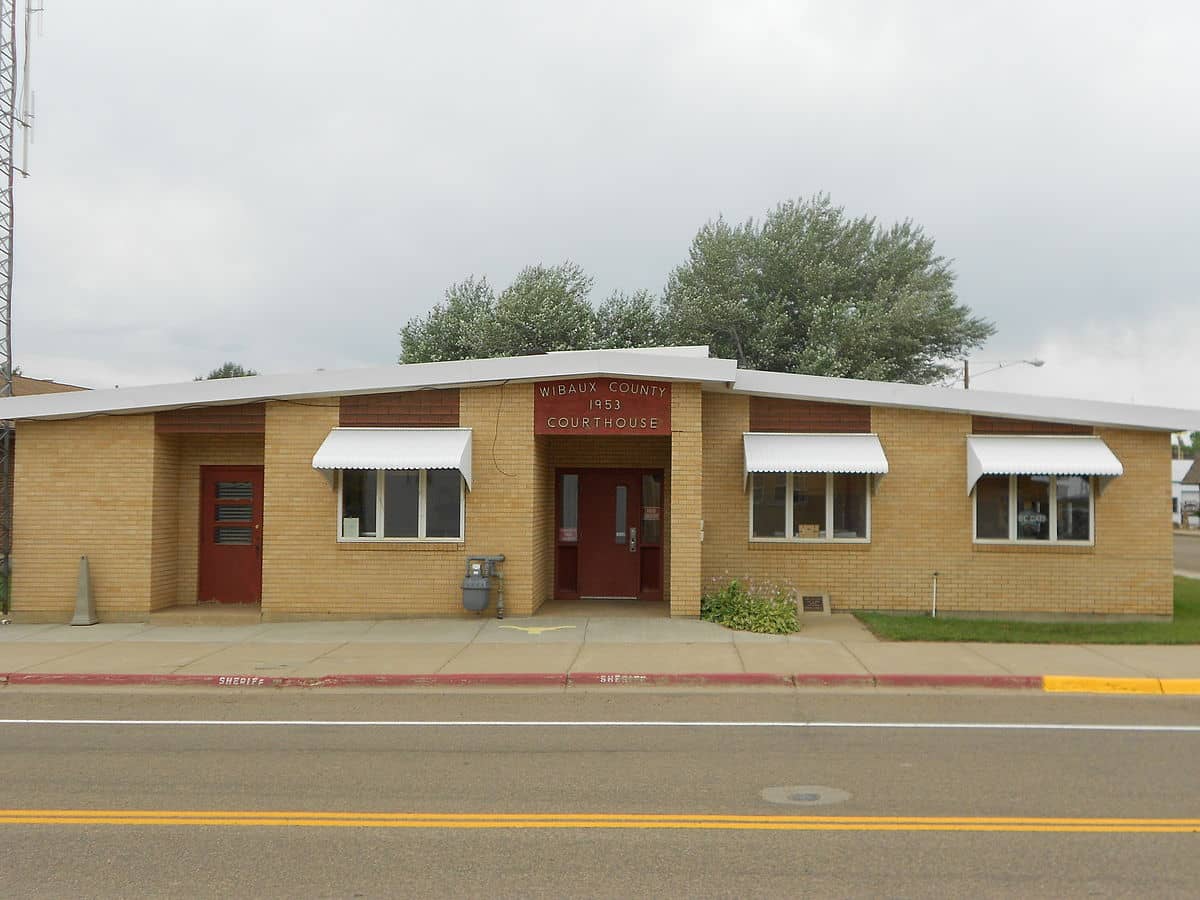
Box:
(1043, 676), (1200, 695)
(1161, 679), (1200, 695)
(2, 810), (1199, 833)
(497, 625), (576, 635)
(1044, 676), (1161, 694)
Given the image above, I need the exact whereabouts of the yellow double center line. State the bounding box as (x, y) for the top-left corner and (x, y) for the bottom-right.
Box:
(2, 810), (1198, 833)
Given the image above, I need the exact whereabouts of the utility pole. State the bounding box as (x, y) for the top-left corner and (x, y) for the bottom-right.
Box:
(0, 0), (36, 616)
(962, 359), (969, 390)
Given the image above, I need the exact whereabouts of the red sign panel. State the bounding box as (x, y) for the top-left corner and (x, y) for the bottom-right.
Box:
(535, 378), (671, 435)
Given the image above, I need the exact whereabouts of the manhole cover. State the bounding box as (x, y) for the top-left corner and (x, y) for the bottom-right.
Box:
(760, 785), (850, 807)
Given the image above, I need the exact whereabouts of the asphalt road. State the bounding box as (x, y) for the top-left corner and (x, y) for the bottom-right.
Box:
(2, 689), (1199, 899)
(1175, 532), (1200, 572)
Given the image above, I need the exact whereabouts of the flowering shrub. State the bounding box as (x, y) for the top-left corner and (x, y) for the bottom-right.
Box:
(701, 577), (800, 635)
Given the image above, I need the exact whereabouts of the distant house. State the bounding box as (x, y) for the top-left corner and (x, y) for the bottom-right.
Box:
(1181, 459), (1200, 526)
(12, 375), (89, 397)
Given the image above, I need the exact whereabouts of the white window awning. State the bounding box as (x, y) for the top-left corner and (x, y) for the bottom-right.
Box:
(743, 433), (889, 484)
(312, 427), (473, 489)
(966, 435), (1122, 494)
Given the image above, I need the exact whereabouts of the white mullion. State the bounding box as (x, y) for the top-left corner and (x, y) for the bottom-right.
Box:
(1009, 474), (1017, 541)
(1049, 475), (1058, 542)
(337, 470), (345, 539)
(1089, 476), (1095, 542)
(458, 473), (466, 541)
(785, 473), (794, 541)
(826, 473), (834, 541)
(376, 469), (386, 539)
(865, 475), (872, 541)
(418, 469), (428, 539)
(748, 475), (755, 541)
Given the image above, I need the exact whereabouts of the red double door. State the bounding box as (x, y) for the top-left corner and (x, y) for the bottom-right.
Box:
(556, 468), (663, 601)
(198, 466), (264, 604)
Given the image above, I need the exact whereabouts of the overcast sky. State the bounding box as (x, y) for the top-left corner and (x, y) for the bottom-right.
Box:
(14, 1), (1200, 412)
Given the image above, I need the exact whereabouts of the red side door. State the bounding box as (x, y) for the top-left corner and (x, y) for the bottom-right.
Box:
(576, 469), (641, 599)
(198, 465), (264, 604)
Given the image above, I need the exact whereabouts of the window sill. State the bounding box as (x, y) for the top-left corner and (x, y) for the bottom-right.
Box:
(973, 540), (1094, 552)
(749, 539), (871, 550)
(336, 540), (465, 552)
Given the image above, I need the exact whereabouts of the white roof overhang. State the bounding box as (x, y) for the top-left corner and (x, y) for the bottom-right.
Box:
(2, 346), (1197, 434)
(965, 435), (1123, 494)
(312, 427), (473, 490)
(0, 349), (737, 422)
(743, 433), (889, 485)
(732, 369), (1200, 433)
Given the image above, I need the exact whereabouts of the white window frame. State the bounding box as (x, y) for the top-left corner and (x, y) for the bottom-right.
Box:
(972, 474), (1094, 545)
(748, 472), (872, 543)
(337, 468), (465, 543)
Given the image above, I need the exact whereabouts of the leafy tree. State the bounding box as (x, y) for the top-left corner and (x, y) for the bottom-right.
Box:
(1175, 431), (1200, 459)
(399, 276), (496, 364)
(196, 362), (258, 380)
(400, 264), (600, 363)
(490, 263), (597, 356)
(594, 290), (668, 349)
(664, 194), (995, 382)
(398, 195), (995, 382)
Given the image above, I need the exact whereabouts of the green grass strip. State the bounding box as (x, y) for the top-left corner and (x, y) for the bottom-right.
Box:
(854, 577), (1200, 645)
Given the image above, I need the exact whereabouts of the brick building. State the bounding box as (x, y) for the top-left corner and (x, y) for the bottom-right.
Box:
(0, 348), (1195, 623)
(2, 375), (89, 542)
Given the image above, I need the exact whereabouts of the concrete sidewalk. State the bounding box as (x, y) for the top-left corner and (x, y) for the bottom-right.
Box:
(3, 612), (1199, 692)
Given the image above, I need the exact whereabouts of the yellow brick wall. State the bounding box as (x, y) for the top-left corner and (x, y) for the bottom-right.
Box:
(258, 385), (541, 620)
(532, 435), (554, 612)
(12, 416), (158, 622)
(150, 433), (179, 611)
(669, 383), (703, 616)
(173, 434), (266, 605)
(461, 384), (539, 615)
(701, 393), (1174, 617)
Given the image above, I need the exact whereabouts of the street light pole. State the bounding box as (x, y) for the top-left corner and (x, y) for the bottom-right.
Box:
(961, 358), (1043, 389)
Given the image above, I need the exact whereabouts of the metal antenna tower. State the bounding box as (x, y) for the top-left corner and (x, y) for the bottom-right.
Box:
(0, 0), (38, 616)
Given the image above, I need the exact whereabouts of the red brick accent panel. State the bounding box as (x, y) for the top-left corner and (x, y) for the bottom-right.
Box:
(339, 390), (460, 427)
(748, 396), (871, 433)
(972, 416), (1092, 436)
(155, 403), (266, 434)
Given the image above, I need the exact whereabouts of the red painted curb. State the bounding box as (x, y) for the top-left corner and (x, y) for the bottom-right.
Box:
(0, 672), (569, 689)
(873, 673), (1044, 690)
(792, 673), (877, 688)
(569, 672), (794, 687)
(310, 673), (568, 688)
(1, 671), (1045, 690)
(4, 672), (286, 688)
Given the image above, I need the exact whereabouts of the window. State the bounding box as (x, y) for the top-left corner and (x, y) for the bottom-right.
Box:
(973, 474), (1092, 543)
(339, 468), (463, 541)
(750, 472), (871, 542)
(752, 472), (788, 538)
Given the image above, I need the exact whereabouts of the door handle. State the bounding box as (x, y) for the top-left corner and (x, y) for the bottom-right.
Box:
(629, 526), (637, 553)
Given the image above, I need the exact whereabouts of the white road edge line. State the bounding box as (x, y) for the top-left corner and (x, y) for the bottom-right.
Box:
(1, 719), (1199, 732)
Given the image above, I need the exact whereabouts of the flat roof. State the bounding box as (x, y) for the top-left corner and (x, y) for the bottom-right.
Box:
(0, 347), (1196, 432)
